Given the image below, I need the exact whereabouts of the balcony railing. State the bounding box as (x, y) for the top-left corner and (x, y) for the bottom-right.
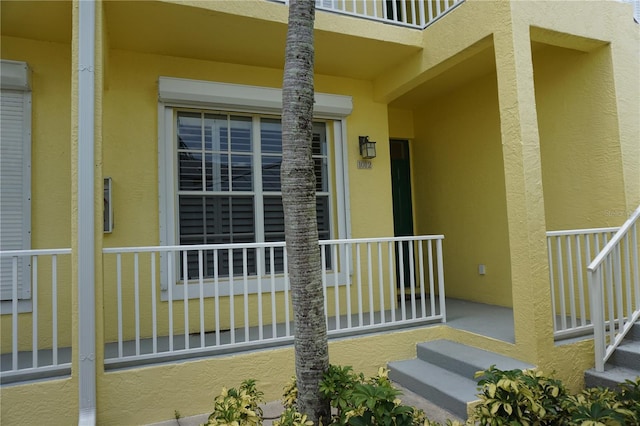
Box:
(102, 235), (446, 368)
(546, 227), (619, 339)
(274, 0), (464, 29)
(0, 248), (72, 384)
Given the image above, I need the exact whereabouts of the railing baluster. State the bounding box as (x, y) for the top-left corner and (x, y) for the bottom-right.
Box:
(117, 254), (123, 358)
(633, 224), (639, 307)
(356, 243), (363, 327)
(322, 244), (329, 329)
(52, 255), (58, 365)
(398, 241), (406, 321)
(388, 241), (395, 323)
(12, 256), (18, 371)
(624, 235), (632, 327)
(565, 236), (577, 329)
(345, 243), (352, 328)
(555, 238), (567, 330)
(270, 247), (277, 338)
(367, 243), (374, 326)
(418, 240), (426, 318)
(284, 247), (291, 336)
(135, 252), (141, 356)
(214, 250), (221, 346)
(333, 244), (340, 330)
(428, 240), (435, 316)
(151, 252), (158, 354)
(243, 248), (250, 342)
(614, 244), (624, 334)
(182, 250), (189, 350)
(547, 237), (558, 332)
(198, 250), (205, 348)
(32, 255), (38, 368)
(575, 235), (586, 327)
(228, 248), (235, 344)
(606, 254), (615, 344)
(408, 241), (416, 319)
(167, 251), (174, 352)
(377, 242), (385, 324)
(436, 239), (446, 321)
(257, 248), (264, 341)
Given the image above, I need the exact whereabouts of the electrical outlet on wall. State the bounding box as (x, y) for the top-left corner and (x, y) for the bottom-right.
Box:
(478, 264), (486, 275)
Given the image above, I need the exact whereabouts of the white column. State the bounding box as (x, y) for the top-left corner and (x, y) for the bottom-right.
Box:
(77, 0), (96, 424)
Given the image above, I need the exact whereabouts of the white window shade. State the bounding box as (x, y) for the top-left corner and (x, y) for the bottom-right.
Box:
(158, 77), (353, 118)
(0, 60), (32, 300)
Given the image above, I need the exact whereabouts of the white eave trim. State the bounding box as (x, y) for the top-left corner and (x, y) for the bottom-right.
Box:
(158, 77), (353, 118)
(0, 60), (31, 91)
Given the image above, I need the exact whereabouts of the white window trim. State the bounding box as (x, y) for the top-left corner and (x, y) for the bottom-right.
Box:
(158, 78), (353, 300)
(0, 60), (32, 313)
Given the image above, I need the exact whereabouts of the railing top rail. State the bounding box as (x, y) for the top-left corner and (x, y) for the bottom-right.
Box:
(102, 235), (445, 254)
(588, 205), (640, 272)
(546, 227), (620, 237)
(321, 235), (444, 245)
(0, 248), (72, 257)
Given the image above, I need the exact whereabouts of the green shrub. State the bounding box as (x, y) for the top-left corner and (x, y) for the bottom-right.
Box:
(471, 367), (640, 426)
(204, 379), (264, 426)
(281, 365), (459, 425)
(201, 366), (640, 425)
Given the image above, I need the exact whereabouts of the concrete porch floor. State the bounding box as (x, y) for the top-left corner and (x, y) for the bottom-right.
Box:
(1, 298), (515, 375)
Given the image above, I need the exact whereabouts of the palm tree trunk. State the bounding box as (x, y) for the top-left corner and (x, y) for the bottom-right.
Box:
(281, 0), (330, 423)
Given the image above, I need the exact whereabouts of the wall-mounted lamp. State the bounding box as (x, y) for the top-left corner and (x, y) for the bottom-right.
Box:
(359, 136), (377, 159)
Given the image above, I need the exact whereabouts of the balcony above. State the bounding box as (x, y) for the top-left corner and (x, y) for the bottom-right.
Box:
(275, 0), (464, 29)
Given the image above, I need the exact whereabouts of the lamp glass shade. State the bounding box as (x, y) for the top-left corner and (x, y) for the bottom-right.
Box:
(359, 136), (377, 159)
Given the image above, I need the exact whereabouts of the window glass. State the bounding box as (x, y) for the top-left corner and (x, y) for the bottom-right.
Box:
(176, 111), (330, 279)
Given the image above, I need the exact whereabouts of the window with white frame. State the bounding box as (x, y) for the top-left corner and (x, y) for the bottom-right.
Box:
(158, 78), (352, 293)
(175, 111), (330, 278)
(0, 60), (32, 301)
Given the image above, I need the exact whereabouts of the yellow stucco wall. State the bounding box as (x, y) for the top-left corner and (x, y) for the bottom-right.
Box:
(0, 378), (77, 425)
(98, 326), (447, 425)
(533, 43), (627, 230)
(411, 70), (512, 307)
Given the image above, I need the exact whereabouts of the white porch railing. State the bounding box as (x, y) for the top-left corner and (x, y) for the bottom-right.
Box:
(588, 206), (640, 372)
(274, 0), (464, 29)
(0, 248), (72, 384)
(102, 235), (445, 368)
(546, 227), (619, 339)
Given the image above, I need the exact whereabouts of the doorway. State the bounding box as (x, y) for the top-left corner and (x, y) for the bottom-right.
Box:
(390, 139), (414, 291)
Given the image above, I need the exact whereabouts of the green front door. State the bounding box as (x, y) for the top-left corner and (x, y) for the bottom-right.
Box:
(390, 139), (414, 290)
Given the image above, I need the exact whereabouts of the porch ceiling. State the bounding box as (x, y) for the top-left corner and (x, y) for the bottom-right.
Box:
(105, 1), (421, 81)
(0, 0), (72, 44)
(388, 44), (497, 109)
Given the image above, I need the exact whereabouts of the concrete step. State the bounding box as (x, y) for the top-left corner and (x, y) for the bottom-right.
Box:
(584, 365), (640, 389)
(388, 340), (535, 420)
(388, 358), (478, 419)
(584, 322), (640, 389)
(625, 321), (640, 341)
(416, 340), (534, 379)
(609, 340), (640, 370)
